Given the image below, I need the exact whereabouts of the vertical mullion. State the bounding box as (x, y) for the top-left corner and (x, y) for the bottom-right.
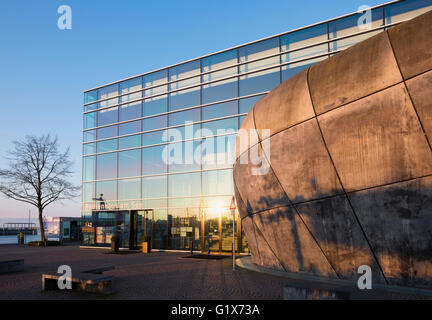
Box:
(200, 56), (205, 251)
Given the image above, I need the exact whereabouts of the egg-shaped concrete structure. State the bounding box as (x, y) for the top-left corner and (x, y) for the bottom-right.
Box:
(233, 10), (432, 288)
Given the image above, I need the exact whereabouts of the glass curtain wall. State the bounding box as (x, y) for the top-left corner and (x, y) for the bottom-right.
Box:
(81, 0), (432, 251)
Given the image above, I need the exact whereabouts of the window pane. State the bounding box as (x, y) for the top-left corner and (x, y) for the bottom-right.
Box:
(143, 114), (167, 131)
(167, 124), (200, 143)
(168, 207), (200, 250)
(118, 179), (140, 200)
(169, 108), (200, 127)
(142, 176), (167, 199)
(385, 0), (432, 24)
(120, 77), (142, 103)
(119, 102), (141, 122)
(142, 130), (166, 146)
(142, 145), (167, 175)
(329, 9), (383, 52)
(202, 101), (238, 121)
(84, 112), (97, 130)
(144, 70), (168, 96)
(201, 134), (236, 170)
(98, 84), (118, 107)
(97, 125), (118, 140)
(202, 49), (238, 81)
(84, 129), (96, 142)
(239, 67), (280, 96)
(239, 38), (280, 73)
(239, 95), (263, 114)
(119, 149), (141, 178)
(82, 182), (95, 202)
(202, 169), (234, 195)
(84, 103), (97, 113)
(83, 142), (96, 155)
(97, 153), (117, 180)
(97, 107), (118, 126)
(84, 90), (98, 104)
(97, 139), (118, 153)
(143, 95), (167, 117)
(202, 78), (237, 104)
(281, 24), (328, 62)
(96, 180), (117, 201)
(169, 87), (200, 111)
(119, 120), (141, 136)
(143, 199), (167, 209)
(119, 135), (141, 150)
(282, 56), (326, 82)
(201, 117), (238, 136)
(168, 141), (201, 173)
(169, 60), (200, 89)
(83, 156), (95, 181)
(152, 209), (168, 249)
(168, 172), (201, 198)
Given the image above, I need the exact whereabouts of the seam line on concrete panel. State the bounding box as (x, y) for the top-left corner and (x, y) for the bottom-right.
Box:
(251, 218), (288, 272)
(233, 178), (251, 216)
(240, 173), (432, 219)
(310, 65), (432, 121)
(236, 114), (316, 161)
(248, 214), (262, 266)
(346, 173), (432, 195)
(236, 69), (432, 162)
(251, 105), (340, 278)
(386, 31), (432, 154)
(305, 66), (389, 285)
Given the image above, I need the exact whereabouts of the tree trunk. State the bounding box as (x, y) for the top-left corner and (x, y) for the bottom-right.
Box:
(38, 207), (45, 244)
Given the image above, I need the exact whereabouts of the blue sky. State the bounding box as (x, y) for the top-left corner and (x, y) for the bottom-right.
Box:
(0, 0), (386, 219)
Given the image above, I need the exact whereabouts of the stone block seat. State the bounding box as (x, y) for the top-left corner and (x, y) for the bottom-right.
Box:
(42, 265), (115, 294)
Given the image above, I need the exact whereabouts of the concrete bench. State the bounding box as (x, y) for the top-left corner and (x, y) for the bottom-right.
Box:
(0, 259), (24, 274)
(42, 265), (115, 294)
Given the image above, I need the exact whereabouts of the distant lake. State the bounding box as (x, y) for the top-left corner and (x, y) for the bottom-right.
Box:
(0, 218), (41, 244)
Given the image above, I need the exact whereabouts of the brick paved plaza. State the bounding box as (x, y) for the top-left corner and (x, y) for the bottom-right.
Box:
(1, 244), (431, 300)
(0, 244), (287, 300)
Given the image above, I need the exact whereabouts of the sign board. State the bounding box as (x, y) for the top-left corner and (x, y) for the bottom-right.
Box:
(230, 196), (236, 211)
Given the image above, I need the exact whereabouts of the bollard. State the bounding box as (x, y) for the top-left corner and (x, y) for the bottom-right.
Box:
(18, 232), (24, 245)
(190, 240), (194, 255)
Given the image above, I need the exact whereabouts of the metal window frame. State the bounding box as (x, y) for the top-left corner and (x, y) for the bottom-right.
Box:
(83, 0), (403, 95)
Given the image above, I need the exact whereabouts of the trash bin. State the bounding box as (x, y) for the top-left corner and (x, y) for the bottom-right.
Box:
(17, 232), (24, 245)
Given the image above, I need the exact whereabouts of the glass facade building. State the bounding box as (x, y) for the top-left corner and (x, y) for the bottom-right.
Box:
(81, 0), (432, 252)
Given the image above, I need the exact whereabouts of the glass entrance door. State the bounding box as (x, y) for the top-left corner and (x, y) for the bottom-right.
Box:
(202, 208), (221, 253)
(136, 209), (154, 248)
(118, 211), (129, 248)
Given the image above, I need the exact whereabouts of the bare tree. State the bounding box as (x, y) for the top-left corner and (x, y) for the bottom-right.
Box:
(0, 135), (79, 243)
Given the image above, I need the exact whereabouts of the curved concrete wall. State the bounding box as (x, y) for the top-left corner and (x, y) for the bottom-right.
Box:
(233, 10), (432, 287)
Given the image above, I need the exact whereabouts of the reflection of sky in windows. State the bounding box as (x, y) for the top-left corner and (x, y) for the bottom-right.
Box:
(97, 153), (117, 179)
(82, 0), (432, 219)
(120, 78), (142, 103)
(142, 145), (167, 175)
(119, 102), (141, 121)
(118, 179), (140, 200)
(96, 180), (117, 201)
(119, 150), (141, 178)
(143, 95), (167, 117)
